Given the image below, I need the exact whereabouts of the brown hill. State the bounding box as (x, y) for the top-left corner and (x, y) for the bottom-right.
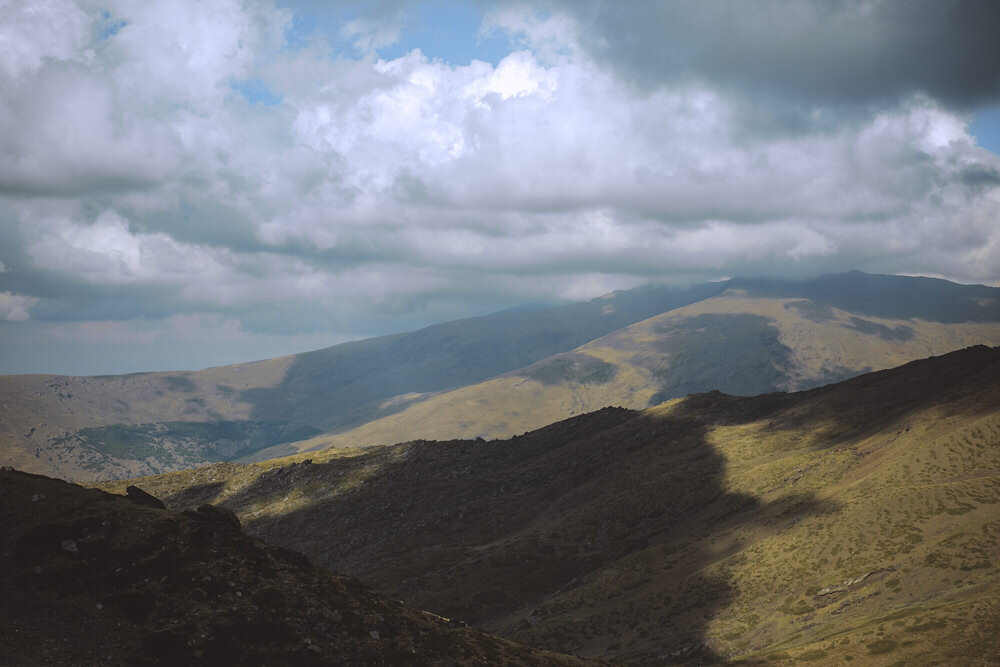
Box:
(0, 467), (594, 666)
(103, 345), (1000, 664)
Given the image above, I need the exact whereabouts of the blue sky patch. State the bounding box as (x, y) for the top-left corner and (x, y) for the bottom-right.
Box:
(231, 79), (283, 106)
(971, 106), (1000, 155)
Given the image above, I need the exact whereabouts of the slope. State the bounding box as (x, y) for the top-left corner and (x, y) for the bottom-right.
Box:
(0, 281), (726, 481)
(0, 467), (592, 666)
(254, 279), (1000, 459)
(103, 345), (1000, 664)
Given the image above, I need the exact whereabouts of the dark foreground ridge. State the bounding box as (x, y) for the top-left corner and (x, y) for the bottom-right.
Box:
(0, 468), (595, 666)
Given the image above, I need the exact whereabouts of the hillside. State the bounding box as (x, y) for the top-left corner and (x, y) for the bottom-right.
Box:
(252, 278), (1000, 459)
(104, 345), (1000, 664)
(0, 467), (592, 666)
(0, 281), (726, 481)
(4, 272), (1000, 481)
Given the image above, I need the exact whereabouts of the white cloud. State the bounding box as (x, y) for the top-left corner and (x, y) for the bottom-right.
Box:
(0, 0), (92, 80)
(342, 14), (403, 54)
(0, 291), (37, 321)
(2, 0), (1000, 373)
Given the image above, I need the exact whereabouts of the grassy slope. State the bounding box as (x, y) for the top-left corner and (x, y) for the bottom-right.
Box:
(99, 345), (1000, 665)
(253, 292), (1000, 460)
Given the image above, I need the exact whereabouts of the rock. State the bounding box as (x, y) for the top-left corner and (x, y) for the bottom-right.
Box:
(817, 571), (873, 596)
(60, 539), (79, 554)
(126, 486), (166, 510)
(196, 504), (241, 531)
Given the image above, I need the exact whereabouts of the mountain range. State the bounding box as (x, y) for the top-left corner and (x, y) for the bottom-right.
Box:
(3, 271), (1000, 664)
(2, 271), (999, 482)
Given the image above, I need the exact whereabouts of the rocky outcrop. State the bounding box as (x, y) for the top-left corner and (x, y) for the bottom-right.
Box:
(0, 468), (592, 666)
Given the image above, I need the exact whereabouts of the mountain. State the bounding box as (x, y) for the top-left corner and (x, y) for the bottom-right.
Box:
(0, 281), (727, 481)
(3, 271), (1000, 481)
(250, 272), (1000, 459)
(0, 467), (592, 666)
(101, 345), (1000, 664)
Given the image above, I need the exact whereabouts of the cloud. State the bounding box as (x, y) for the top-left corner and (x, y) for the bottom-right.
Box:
(1, 0), (999, 374)
(551, 0), (1000, 111)
(341, 14), (404, 54)
(0, 291), (37, 321)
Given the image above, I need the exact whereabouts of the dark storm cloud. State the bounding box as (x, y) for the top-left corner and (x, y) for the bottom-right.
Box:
(556, 0), (1000, 110)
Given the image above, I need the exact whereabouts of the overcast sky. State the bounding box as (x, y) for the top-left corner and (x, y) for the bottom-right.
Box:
(2, 0), (1000, 375)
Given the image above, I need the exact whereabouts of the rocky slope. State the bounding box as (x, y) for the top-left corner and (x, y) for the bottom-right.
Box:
(0, 468), (594, 666)
(105, 346), (1000, 665)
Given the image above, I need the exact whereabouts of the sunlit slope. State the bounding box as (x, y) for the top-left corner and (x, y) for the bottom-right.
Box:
(0, 281), (724, 481)
(259, 290), (1000, 459)
(103, 346), (1000, 664)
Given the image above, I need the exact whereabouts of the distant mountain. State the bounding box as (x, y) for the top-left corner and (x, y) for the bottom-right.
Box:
(3, 272), (1000, 481)
(0, 281), (727, 481)
(0, 468), (590, 666)
(102, 346), (1000, 664)
(257, 273), (1000, 459)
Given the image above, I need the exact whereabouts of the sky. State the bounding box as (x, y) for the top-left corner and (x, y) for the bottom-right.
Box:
(2, 0), (1000, 375)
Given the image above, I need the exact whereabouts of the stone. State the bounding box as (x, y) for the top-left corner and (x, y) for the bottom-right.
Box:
(126, 486), (166, 510)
